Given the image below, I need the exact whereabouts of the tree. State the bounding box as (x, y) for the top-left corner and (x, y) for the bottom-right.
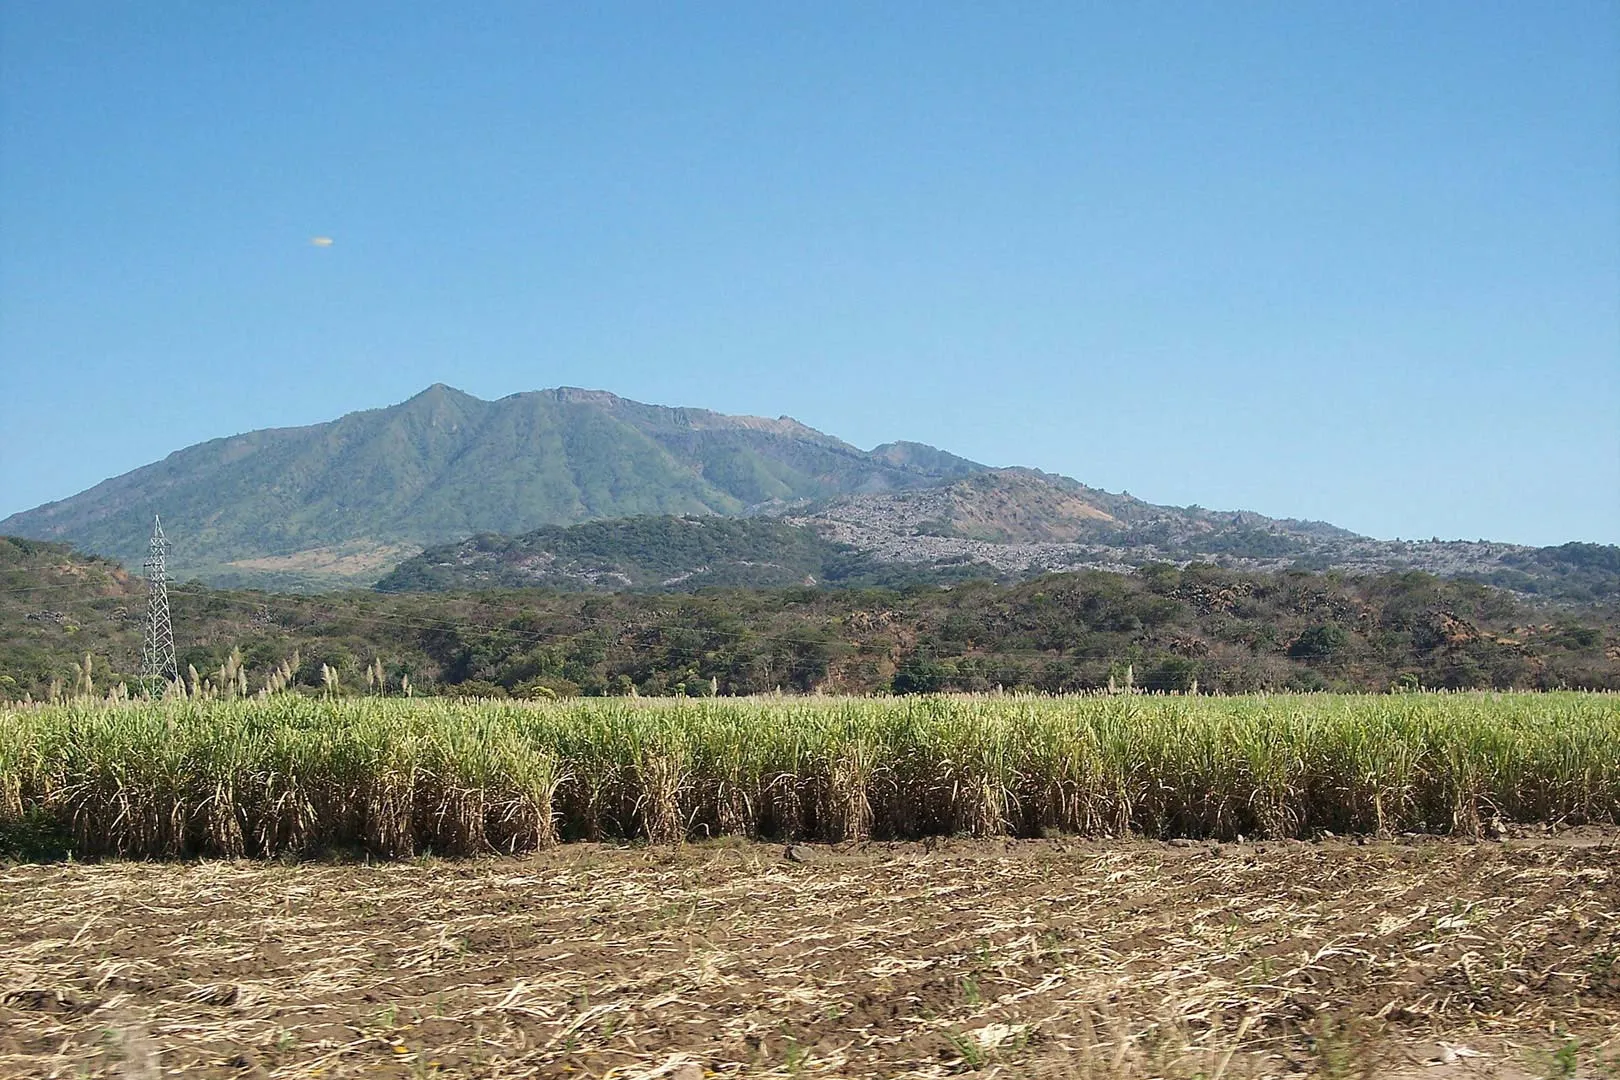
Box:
(1142, 657), (1199, 693)
(893, 653), (950, 694)
(1289, 623), (1348, 659)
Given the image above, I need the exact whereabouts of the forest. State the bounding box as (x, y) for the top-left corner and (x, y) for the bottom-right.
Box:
(3, 537), (1615, 701)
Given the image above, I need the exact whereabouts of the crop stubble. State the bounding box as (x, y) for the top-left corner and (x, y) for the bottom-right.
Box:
(3, 835), (1619, 1078)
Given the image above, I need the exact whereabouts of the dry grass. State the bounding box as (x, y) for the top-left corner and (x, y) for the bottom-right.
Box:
(3, 836), (1618, 1078)
(223, 542), (422, 577)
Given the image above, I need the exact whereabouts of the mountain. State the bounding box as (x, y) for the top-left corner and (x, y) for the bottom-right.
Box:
(801, 468), (1357, 568)
(0, 385), (984, 587)
(373, 462), (1368, 595)
(798, 470), (1618, 602)
(375, 515), (977, 593)
(375, 517), (846, 593)
(5, 384), (1616, 601)
(867, 441), (987, 480)
(373, 468), (1620, 603)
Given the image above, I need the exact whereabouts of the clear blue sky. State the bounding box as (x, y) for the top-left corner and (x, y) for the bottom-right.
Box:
(2, 2), (1616, 546)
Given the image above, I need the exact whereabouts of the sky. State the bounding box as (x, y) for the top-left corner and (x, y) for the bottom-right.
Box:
(2, 2), (1616, 546)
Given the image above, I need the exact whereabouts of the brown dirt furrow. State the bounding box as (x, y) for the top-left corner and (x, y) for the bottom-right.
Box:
(1, 837), (1618, 1078)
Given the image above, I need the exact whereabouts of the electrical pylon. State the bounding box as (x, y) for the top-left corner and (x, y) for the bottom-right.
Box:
(142, 515), (178, 691)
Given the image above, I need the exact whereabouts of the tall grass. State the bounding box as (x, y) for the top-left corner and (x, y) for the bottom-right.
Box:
(1, 693), (1616, 859)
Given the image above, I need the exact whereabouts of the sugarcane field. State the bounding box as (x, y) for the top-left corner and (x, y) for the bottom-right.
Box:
(6, 3), (1618, 1076)
(3, 694), (1619, 1077)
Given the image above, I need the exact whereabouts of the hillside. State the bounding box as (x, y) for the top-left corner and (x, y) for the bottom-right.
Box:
(0, 385), (982, 586)
(374, 473), (1337, 595)
(3, 536), (1617, 702)
(4, 384), (1616, 601)
(0, 537), (145, 701)
(798, 471), (1620, 603)
(375, 516), (984, 593)
(371, 471), (1366, 596)
(372, 470), (1620, 603)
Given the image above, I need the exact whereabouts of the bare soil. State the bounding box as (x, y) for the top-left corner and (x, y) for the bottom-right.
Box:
(3, 834), (1619, 1078)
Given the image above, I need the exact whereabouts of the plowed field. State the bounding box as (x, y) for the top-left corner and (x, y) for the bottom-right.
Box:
(4, 834), (1619, 1078)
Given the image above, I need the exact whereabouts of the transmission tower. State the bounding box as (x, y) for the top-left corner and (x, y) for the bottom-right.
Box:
(142, 515), (178, 691)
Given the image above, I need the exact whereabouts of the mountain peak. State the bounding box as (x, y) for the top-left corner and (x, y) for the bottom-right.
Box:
(1, 383), (1607, 598)
(868, 441), (988, 480)
(0, 386), (964, 583)
(410, 383), (478, 401)
(547, 387), (626, 407)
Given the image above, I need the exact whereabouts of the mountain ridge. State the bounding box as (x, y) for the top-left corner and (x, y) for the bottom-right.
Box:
(0, 384), (982, 583)
(381, 472), (1620, 603)
(4, 384), (1615, 601)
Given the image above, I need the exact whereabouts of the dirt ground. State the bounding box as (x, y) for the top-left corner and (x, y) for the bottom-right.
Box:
(3, 832), (1619, 1079)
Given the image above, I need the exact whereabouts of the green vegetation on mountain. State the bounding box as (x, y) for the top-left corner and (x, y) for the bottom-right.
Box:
(1464, 543), (1620, 604)
(375, 515), (994, 593)
(2, 384), (1613, 601)
(867, 441), (988, 480)
(0, 386), (970, 585)
(5, 537), (1615, 704)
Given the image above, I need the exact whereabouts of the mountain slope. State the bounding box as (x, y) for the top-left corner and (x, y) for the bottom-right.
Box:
(801, 468), (1344, 563)
(377, 469), (1620, 604)
(377, 468), (1616, 603)
(1, 385), (979, 584)
(374, 515), (970, 593)
(6, 384), (1613, 602)
(799, 471), (1618, 602)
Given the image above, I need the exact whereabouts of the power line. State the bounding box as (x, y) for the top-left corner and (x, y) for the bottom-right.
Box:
(0, 581), (145, 596)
